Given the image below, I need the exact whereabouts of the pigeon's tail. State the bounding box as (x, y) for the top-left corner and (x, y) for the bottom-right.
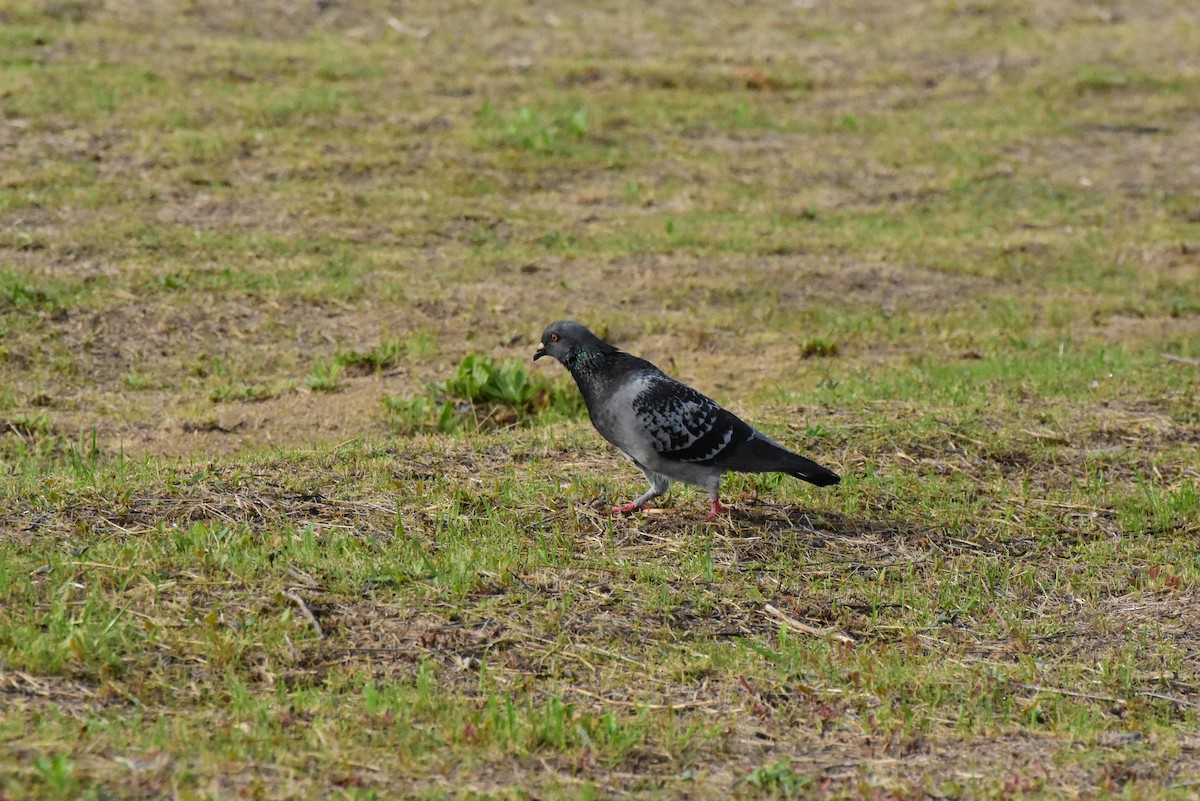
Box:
(778, 452), (841, 487)
(715, 429), (841, 486)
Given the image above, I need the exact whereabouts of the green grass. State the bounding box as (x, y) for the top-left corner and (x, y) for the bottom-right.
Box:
(1, 0), (1199, 798)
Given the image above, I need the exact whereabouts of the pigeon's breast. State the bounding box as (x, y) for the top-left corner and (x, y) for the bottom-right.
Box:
(589, 372), (659, 460)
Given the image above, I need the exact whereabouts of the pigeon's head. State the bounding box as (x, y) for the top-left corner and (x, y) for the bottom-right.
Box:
(533, 320), (606, 366)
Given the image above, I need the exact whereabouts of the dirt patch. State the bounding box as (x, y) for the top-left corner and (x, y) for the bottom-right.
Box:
(122, 374), (408, 458)
(1035, 111), (1200, 197)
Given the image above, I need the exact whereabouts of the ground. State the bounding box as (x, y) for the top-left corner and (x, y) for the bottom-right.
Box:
(1, 0), (1199, 798)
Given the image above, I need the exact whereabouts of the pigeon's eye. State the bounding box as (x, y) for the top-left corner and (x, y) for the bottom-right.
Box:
(549, 333), (560, 342)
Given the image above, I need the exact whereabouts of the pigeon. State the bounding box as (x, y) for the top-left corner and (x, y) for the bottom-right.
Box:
(534, 320), (840, 519)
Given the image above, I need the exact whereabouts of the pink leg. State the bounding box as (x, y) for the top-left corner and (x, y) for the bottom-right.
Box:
(608, 502), (642, 516)
(702, 499), (729, 521)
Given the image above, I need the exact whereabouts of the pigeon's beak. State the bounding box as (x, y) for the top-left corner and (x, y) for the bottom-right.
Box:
(533, 342), (546, 361)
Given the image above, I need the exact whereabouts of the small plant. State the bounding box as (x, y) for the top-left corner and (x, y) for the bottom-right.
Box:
(338, 334), (437, 375)
(538, 229), (576, 250)
(432, 354), (582, 428)
(745, 758), (810, 797)
(0, 269), (58, 310)
(383, 354), (583, 434)
(306, 360), (343, 393)
(210, 381), (276, 404)
(799, 337), (839, 358)
(32, 752), (76, 796)
(338, 338), (405, 374)
(122, 372), (155, 390)
(198, 356), (281, 403)
(66, 428), (101, 481)
(436, 355), (538, 410)
(4, 412), (53, 438)
(476, 102), (591, 155)
(381, 394), (430, 435)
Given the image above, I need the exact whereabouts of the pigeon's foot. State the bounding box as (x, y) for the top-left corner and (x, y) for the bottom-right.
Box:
(608, 502), (642, 516)
(702, 500), (730, 522)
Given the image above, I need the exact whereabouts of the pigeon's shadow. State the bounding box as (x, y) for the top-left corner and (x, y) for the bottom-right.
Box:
(602, 500), (937, 567)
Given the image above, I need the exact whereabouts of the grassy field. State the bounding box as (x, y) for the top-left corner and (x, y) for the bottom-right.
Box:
(2, 0), (1200, 798)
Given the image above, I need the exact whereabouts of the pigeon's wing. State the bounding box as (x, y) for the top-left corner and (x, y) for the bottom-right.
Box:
(631, 373), (840, 486)
(630, 374), (749, 464)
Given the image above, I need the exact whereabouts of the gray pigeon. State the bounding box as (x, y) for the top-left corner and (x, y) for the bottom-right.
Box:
(534, 320), (839, 519)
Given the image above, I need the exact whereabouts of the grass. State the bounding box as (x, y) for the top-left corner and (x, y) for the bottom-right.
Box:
(1, 0), (1199, 798)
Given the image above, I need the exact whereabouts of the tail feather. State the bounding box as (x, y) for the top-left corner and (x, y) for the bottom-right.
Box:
(711, 428), (840, 486)
(779, 452), (840, 487)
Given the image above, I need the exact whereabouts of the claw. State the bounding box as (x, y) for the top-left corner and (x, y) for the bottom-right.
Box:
(608, 502), (642, 516)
